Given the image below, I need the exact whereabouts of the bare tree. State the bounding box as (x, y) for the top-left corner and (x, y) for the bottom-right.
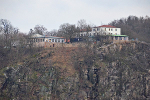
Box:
(34, 25), (47, 35)
(59, 23), (77, 42)
(46, 29), (58, 36)
(0, 19), (16, 48)
(77, 19), (92, 37)
(77, 19), (87, 30)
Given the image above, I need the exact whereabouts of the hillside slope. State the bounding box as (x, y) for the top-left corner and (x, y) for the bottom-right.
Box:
(0, 41), (150, 99)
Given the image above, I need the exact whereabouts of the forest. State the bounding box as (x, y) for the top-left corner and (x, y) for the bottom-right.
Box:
(0, 16), (150, 100)
(109, 15), (150, 43)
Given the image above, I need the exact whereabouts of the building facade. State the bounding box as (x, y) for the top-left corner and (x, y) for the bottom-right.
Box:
(31, 34), (66, 47)
(31, 34), (65, 43)
(80, 25), (121, 36)
(91, 25), (121, 35)
(79, 25), (128, 43)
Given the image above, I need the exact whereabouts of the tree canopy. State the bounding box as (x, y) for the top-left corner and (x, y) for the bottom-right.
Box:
(109, 15), (150, 42)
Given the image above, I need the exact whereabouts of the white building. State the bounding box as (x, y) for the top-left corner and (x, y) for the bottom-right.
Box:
(31, 34), (65, 43)
(91, 25), (121, 35)
(80, 25), (121, 36)
(30, 34), (66, 47)
(79, 25), (129, 43)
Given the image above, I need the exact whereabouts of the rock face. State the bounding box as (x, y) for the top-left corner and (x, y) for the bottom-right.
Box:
(0, 41), (150, 100)
(96, 42), (150, 100)
(48, 41), (150, 100)
(69, 41), (150, 100)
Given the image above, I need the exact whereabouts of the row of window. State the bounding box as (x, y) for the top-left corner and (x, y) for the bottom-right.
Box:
(115, 37), (127, 40)
(109, 33), (117, 35)
(80, 33), (92, 36)
(80, 33), (102, 36)
(33, 38), (64, 43)
(80, 32), (118, 36)
(46, 39), (64, 43)
(93, 28), (117, 31)
(106, 28), (117, 31)
(33, 39), (44, 42)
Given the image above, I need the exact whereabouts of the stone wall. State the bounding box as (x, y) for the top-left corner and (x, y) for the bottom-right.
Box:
(33, 42), (87, 48)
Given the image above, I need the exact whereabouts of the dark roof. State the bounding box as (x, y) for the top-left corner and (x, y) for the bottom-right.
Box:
(98, 25), (116, 28)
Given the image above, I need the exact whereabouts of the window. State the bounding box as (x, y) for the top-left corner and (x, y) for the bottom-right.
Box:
(120, 37), (122, 40)
(90, 33), (91, 36)
(109, 28), (110, 31)
(115, 29), (117, 31)
(55, 39), (57, 42)
(62, 40), (64, 43)
(93, 29), (96, 31)
(49, 39), (51, 42)
(115, 37), (118, 40)
(124, 37), (126, 40)
(111, 29), (113, 31)
(43, 39), (44, 42)
(52, 39), (54, 42)
(58, 39), (60, 42)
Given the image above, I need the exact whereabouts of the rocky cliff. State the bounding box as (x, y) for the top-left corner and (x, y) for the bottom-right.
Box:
(0, 41), (150, 100)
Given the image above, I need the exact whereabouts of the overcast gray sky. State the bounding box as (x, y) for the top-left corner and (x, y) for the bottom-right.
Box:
(0, 0), (150, 33)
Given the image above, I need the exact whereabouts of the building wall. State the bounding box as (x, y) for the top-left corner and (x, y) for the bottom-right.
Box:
(80, 32), (88, 36)
(41, 42), (86, 48)
(92, 27), (121, 35)
(112, 36), (129, 43)
(104, 27), (121, 35)
(33, 42), (64, 47)
(32, 38), (65, 43)
(33, 42), (45, 47)
(45, 38), (65, 43)
(31, 34), (67, 47)
(79, 27), (121, 36)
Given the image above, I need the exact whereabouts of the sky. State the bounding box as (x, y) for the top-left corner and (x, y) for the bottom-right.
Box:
(0, 0), (150, 33)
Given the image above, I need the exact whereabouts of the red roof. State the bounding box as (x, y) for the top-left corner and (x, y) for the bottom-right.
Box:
(98, 25), (116, 28)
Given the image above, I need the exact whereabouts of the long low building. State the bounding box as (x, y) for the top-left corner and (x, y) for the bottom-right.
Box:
(30, 34), (66, 47)
(111, 35), (129, 43)
(31, 34), (65, 43)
